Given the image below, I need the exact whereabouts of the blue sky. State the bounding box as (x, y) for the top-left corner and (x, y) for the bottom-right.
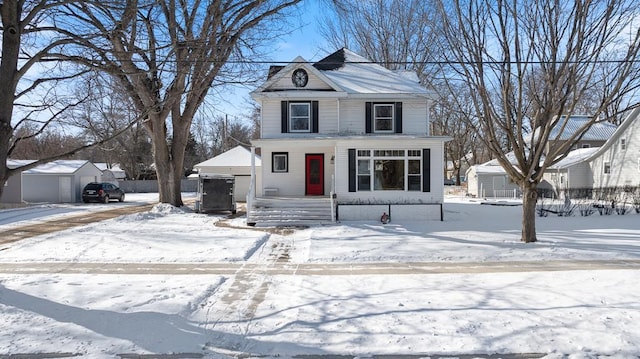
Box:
(211, 0), (332, 120)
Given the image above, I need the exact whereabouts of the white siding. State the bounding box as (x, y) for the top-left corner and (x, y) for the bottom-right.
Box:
(260, 145), (335, 196)
(261, 99), (284, 138)
(338, 99), (366, 134)
(319, 100), (339, 134)
(338, 203), (442, 221)
(401, 99), (429, 135)
(261, 99), (339, 138)
(468, 171), (519, 198)
(466, 166), (480, 197)
(590, 114), (640, 188)
(334, 138), (445, 204)
(337, 99), (429, 135)
(1, 172), (22, 203)
(567, 162), (593, 189)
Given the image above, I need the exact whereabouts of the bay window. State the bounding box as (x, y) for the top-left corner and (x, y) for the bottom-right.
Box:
(353, 149), (423, 191)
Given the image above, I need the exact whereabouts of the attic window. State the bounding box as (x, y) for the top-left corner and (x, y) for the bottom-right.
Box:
(604, 162), (611, 174)
(620, 138), (626, 150)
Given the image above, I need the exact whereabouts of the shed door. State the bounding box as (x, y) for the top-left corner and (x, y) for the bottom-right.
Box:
(59, 176), (72, 202)
(305, 154), (324, 196)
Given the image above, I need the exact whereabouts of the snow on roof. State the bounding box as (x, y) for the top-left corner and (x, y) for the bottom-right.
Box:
(548, 147), (600, 169)
(313, 48), (429, 95)
(194, 146), (261, 169)
(7, 159), (37, 169)
(472, 164), (508, 175)
(550, 115), (617, 141)
(23, 160), (96, 174)
(94, 163), (126, 178)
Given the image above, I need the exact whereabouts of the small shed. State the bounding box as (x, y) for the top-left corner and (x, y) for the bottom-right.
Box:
(466, 161), (521, 198)
(22, 160), (102, 203)
(95, 163), (127, 183)
(193, 146), (261, 202)
(1, 160), (36, 203)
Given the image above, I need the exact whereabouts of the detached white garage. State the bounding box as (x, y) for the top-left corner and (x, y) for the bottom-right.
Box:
(22, 160), (102, 203)
(193, 146), (261, 202)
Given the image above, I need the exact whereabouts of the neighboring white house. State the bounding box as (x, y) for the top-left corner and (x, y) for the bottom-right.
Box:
(193, 145), (262, 202)
(94, 163), (127, 183)
(249, 48), (450, 222)
(589, 106), (640, 189)
(22, 160), (102, 203)
(466, 115), (618, 198)
(1, 160), (36, 203)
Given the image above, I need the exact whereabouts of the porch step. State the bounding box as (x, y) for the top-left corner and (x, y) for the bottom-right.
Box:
(247, 197), (334, 226)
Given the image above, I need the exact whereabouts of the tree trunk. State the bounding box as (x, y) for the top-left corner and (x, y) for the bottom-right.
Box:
(146, 115), (184, 207)
(521, 183), (538, 243)
(0, 0), (21, 201)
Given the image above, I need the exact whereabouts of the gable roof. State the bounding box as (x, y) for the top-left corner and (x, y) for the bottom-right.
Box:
(23, 160), (99, 175)
(253, 48), (431, 98)
(550, 115), (617, 141)
(252, 55), (344, 95)
(194, 146), (261, 168)
(314, 48), (428, 95)
(586, 106), (640, 160)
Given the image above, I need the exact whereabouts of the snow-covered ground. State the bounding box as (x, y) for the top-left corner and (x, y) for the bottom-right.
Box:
(0, 194), (639, 358)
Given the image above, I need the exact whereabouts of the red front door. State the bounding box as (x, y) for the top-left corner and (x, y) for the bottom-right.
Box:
(305, 154), (324, 196)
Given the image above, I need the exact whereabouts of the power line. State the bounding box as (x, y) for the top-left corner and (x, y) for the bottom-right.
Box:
(7, 57), (640, 66)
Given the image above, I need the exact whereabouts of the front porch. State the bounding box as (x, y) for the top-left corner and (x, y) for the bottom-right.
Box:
(246, 196), (336, 226)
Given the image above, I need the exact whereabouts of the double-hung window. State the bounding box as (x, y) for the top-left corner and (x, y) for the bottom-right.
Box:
(374, 104), (394, 132)
(357, 150), (371, 190)
(604, 162), (611, 174)
(365, 102), (402, 134)
(289, 103), (310, 132)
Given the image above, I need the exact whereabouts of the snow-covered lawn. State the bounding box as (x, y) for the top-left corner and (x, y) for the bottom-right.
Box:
(0, 194), (639, 358)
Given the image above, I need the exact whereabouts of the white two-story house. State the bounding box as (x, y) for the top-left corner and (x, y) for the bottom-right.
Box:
(248, 48), (449, 224)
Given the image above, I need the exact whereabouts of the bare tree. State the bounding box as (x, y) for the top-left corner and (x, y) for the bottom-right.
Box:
(0, 0), (140, 201)
(69, 72), (154, 179)
(192, 113), (258, 159)
(322, 0), (480, 186)
(436, 0), (640, 242)
(321, 0), (441, 77)
(431, 86), (478, 184)
(53, 0), (301, 206)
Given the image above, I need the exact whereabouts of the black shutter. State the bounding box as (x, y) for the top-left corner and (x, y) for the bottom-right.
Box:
(365, 102), (372, 133)
(422, 148), (431, 192)
(281, 101), (289, 133)
(348, 149), (356, 192)
(312, 101), (319, 133)
(395, 102), (403, 133)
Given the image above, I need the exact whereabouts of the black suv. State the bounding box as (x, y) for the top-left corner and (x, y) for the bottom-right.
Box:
(82, 182), (125, 203)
